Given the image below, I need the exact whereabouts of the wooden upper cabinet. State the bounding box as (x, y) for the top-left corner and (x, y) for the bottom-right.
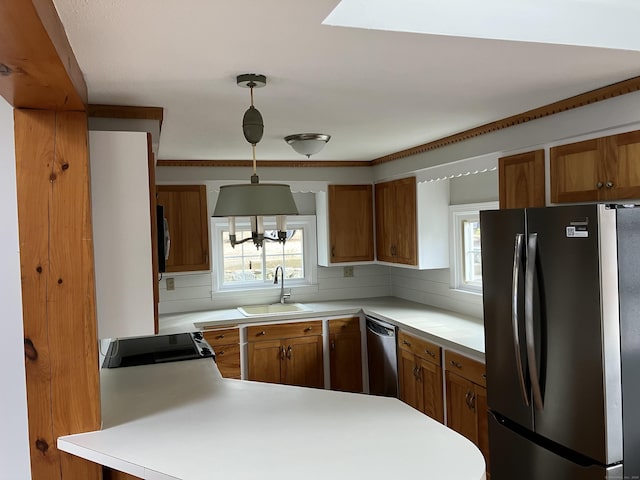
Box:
(156, 185), (210, 272)
(550, 130), (640, 203)
(499, 150), (545, 209)
(328, 185), (374, 263)
(375, 177), (417, 265)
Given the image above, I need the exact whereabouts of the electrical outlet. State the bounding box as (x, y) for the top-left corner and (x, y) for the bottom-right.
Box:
(166, 277), (176, 291)
(343, 266), (354, 278)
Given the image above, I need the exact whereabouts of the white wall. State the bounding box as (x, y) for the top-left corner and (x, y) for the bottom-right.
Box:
(0, 99), (32, 477)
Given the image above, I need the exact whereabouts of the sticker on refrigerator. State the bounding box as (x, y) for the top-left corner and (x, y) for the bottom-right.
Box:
(566, 219), (589, 238)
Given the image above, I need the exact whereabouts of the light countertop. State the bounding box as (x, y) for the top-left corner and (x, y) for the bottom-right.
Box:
(160, 297), (485, 358)
(58, 358), (486, 480)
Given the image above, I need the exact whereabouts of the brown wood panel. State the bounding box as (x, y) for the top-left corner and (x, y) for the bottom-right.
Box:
(15, 110), (100, 479)
(329, 330), (362, 393)
(156, 185), (210, 272)
(246, 320), (322, 342)
(417, 357), (444, 423)
(398, 349), (420, 411)
(374, 180), (396, 262)
(284, 335), (324, 388)
(499, 150), (545, 209)
(0, 1), (86, 109)
(213, 343), (241, 379)
(445, 351), (486, 387)
(328, 317), (360, 335)
(104, 467), (142, 480)
(608, 130), (640, 200)
(328, 184), (374, 262)
(445, 371), (477, 444)
(247, 340), (283, 384)
(550, 138), (602, 203)
(397, 331), (441, 365)
(203, 327), (240, 347)
(393, 177), (417, 265)
(88, 104), (163, 128)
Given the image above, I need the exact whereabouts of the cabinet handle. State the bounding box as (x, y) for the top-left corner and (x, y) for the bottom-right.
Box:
(280, 346), (286, 360)
(606, 181), (614, 189)
(415, 366), (422, 382)
(413, 365), (420, 379)
(482, 373), (487, 379)
(286, 345), (292, 359)
(331, 246), (335, 258)
(304, 327), (313, 332)
(402, 339), (412, 347)
(218, 350), (225, 355)
(465, 391), (473, 409)
(258, 331), (266, 336)
(425, 349), (436, 358)
(450, 360), (463, 369)
(216, 334), (225, 339)
(470, 393), (476, 411)
(596, 181), (604, 189)
(330, 340), (336, 351)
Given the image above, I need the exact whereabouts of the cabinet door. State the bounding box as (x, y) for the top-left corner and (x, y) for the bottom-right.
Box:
(398, 349), (420, 410)
(328, 185), (374, 263)
(213, 343), (241, 379)
(416, 357), (444, 423)
(607, 130), (640, 200)
(374, 180), (396, 262)
(156, 185), (210, 272)
(329, 332), (363, 393)
(499, 150), (545, 209)
(445, 371), (477, 443)
(247, 340), (283, 384)
(393, 177), (417, 265)
(283, 335), (324, 388)
(475, 384), (490, 476)
(550, 139), (603, 203)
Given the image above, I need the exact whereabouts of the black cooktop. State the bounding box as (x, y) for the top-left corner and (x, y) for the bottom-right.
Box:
(103, 332), (214, 368)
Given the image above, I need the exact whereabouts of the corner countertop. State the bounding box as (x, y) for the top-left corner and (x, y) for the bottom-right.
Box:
(160, 297), (485, 358)
(58, 359), (486, 480)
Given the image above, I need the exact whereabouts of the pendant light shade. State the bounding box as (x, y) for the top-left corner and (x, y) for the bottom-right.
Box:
(213, 180), (298, 217)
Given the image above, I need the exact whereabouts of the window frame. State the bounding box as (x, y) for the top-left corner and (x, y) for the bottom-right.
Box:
(449, 201), (498, 294)
(211, 215), (317, 292)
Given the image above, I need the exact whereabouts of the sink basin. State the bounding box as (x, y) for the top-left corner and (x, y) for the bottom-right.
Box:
(237, 303), (312, 317)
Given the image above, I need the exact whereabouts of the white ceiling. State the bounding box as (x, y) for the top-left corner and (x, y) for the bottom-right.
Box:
(52, 0), (640, 162)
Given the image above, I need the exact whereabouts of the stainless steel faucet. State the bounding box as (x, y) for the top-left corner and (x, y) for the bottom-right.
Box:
(273, 265), (290, 304)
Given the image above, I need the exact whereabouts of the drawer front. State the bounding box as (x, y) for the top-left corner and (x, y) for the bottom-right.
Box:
(214, 343), (241, 379)
(398, 330), (441, 365)
(247, 320), (322, 342)
(328, 317), (360, 335)
(445, 350), (486, 387)
(203, 327), (239, 347)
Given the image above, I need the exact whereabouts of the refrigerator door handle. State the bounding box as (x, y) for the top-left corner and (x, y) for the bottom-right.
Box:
(525, 233), (544, 411)
(512, 233), (529, 407)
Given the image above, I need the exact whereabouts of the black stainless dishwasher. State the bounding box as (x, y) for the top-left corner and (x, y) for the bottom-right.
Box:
(366, 316), (398, 397)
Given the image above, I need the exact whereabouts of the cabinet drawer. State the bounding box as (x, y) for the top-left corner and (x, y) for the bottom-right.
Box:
(203, 327), (239, 347)
(328, 317), (360, 335)
(247, 321), (322, 342)
(398, 331), (441, 365)
(445, 351), (486, 387)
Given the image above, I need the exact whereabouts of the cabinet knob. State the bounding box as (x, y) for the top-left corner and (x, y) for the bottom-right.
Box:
(304, 327), (313, 332)
(258, 331), (266, 336)
(402, 339), (411, 347)
(216, 334), (225, 339)
(218, 350), (225, 355)
(605, 181), (614, 189)
(450, 360), (463, 369)
(425, 349), (436, 358)
(596, 182), (604, 189)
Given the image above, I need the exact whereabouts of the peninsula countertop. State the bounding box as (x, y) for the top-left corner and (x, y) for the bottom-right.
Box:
(58, 358), (486, 480)
(159, 297), (485, 358)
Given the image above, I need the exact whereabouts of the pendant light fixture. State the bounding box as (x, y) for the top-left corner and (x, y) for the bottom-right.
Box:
(213, 74), (298, 249)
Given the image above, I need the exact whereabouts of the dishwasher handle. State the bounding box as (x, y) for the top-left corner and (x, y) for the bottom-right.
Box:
(366, 319), (396, 337)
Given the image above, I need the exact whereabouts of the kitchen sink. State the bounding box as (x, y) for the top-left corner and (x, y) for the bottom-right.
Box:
(237, 303), (312, 317)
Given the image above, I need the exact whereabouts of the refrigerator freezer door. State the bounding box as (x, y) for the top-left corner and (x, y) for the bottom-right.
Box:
(526, 205), (622, 465)
(481, 208), (533, 430)
(489, 413), (622, 480)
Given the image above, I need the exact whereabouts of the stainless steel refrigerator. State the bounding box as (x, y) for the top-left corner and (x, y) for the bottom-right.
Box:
(480, 203), (640, 480)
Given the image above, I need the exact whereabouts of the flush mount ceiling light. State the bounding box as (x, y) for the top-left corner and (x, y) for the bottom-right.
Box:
(284, 133), (331, 158)
(213, 74), (298, 249)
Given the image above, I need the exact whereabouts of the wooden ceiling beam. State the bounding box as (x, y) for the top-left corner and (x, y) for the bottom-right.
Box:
(0, 0), (86, 110)
(88, 104), (164, 129)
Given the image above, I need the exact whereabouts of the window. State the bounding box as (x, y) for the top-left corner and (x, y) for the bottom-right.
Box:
(211, 215), (317, 291)
(449, 202), (498, 293)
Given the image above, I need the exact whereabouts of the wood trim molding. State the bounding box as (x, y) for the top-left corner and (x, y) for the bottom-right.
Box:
(0, 0), (87, 109)
(157, 159), (370, 168)
(88, 104), (164, 129)
(371, 75), (640, 165)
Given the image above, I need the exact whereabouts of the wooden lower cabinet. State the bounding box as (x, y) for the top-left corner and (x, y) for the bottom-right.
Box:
(247, 321), (323, 388)
(203, 327), (241, 379)
(103, 468), (141, 480)
(397, 331), (444, 423)
(445, 351), (490, 478)
(329, 317), (363, 393)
